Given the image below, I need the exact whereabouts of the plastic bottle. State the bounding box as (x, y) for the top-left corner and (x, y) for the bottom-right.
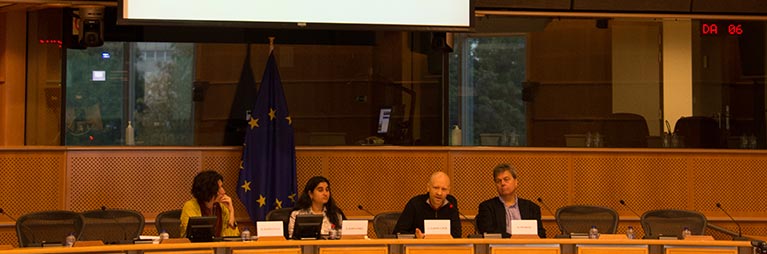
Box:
(588, 225), (599, 239)
(125, 121), (135, 145)
(159, 229), (170, 241)
(682, 227), (692, 239)
(626, 226), (635, 239)
(241, 227), (251, 242)
(329, 224), (338, 240)
(450, 125), (462, 146)
(65, 232), (76, 247)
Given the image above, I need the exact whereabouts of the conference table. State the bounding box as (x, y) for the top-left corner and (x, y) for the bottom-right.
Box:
(0, 237), (754, 254)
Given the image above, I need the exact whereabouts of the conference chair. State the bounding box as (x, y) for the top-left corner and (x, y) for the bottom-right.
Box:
(155, 209), (182, 238)
(266, 207), (293, 239)
(674, 116), (722, 148)
(555, 205), (619, 235)
(16, 210), (85, 247)
(641, 209), (707, 238)
(373, 212), (401, 238)
(80, 208), (145, 244)
(601, 113), (649, 148)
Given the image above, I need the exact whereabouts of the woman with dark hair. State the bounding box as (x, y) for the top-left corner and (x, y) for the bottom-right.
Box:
(180, 170), (239, 237)
(288, 176), (346, 238)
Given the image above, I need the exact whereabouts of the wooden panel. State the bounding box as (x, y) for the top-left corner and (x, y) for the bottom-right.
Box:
(146, 251), (213, 254)
(664, 247), (737, 254)
(233, 248), (301, 254)
(405, 245), (473, 254)
(319, 246), (388, 254)
(67, 150), (201, 213)
(578, 246), (648, 254)
(0, 150), (65, 216)
(491, 246), (561, 254)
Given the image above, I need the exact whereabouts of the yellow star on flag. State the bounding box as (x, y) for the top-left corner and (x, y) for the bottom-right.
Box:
(257, 195), (266, 207)
(248, 117), (259, 129)
(240, 180), (251, 192)
(288, 193), (296, 203)
(285, 116), (292, 125)
(268, 108), (277, 120)
(275, 198), (283, 209)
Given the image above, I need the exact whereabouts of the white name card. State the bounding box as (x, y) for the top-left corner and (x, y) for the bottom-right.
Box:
(424, 219), (451, 236)
(256, 221), (284, 237)
(510, 220), (538, 236)
(341, 220), (368, 237)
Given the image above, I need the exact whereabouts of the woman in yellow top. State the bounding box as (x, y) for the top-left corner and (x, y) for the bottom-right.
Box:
(180, 170), (239, 237)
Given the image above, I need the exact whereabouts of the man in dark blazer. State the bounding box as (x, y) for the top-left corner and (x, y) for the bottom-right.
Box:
(476, 163), (546, 238)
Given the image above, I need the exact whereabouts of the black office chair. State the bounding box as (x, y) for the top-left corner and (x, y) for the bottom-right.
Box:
(80, 208), (145, 244)
(602, 113), (649, 148)
(641, 209), (707, 238)
(555, 205), (619, 235)
(155, 209), (182, 238)
(16, 210), (85, 247)
(373, 212), (401, 238)
(674, 116), (722, 148)
(266, 207), (293, 239)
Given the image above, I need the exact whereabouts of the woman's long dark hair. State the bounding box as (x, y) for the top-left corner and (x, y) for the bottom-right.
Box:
(293, 176), (345, 227)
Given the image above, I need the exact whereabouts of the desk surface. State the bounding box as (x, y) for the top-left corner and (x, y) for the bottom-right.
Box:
(0, 238), (752, 254)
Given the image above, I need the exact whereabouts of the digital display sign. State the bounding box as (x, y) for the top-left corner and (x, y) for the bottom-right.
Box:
(701, 21), (745, 36)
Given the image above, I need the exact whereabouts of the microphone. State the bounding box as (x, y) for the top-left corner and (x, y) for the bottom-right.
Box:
(100, 206), (131, 244)
(716, 203), (748, 241)
(357, 205), (375, 217)
(619, 200), (642, 218)
(536, 197), (555, 216)
(1, 208), (37, 246)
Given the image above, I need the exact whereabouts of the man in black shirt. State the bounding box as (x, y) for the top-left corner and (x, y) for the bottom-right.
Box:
(393, 171), (462, 238)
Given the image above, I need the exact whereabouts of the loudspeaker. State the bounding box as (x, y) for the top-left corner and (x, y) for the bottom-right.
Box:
(78, 6), (104, 47)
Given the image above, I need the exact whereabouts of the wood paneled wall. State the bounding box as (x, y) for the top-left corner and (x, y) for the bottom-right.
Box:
(1, 146), (767, 246)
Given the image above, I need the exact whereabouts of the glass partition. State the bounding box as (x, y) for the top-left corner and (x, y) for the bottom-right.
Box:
(24, 8), (767, 148)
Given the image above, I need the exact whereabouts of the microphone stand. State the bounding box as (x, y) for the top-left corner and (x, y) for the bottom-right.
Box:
(1, 208), (38, 246)
(716, 203), (748, 241)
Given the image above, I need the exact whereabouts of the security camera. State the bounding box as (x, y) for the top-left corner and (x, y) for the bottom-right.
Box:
(78, 6), (105, 47)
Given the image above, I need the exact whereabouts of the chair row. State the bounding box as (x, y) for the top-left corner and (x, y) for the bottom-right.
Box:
(16, 209), (145, 247)
(555, 206), (707, 238)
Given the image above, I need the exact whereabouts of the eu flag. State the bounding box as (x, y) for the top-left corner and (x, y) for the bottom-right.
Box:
(237, 51), (297, 222)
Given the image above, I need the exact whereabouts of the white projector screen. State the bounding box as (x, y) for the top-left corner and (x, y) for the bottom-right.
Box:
(120, 0), (471, 30)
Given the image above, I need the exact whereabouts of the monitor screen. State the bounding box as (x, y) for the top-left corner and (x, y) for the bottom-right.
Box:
(186, 216), (217, 242)
(292, 214), (323, 240)
(377, 107), (392, 134)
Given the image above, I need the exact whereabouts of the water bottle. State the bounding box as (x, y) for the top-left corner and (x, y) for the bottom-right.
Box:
(450, 125), (462, 146)
(682, 227), (692, 239)
(159, 229), (170, 241)
(626, 226), (635, 239)
(125, 121), (135, 145)
(241, 227), (251, 242)
(65, 232), (76, 247)
(588, 225), (599, 239)
(329, 224), (338, 240)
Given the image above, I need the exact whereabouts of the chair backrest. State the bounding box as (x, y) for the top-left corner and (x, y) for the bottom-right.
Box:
(641, 209), (707, 238)
(79, 209), (145, 244)
(155, 209), (182, 238)
(265, 208), (293, 238)
(555, 205), (619, 234)
(373, 212), (401, 238)
(674, 116), (722, 148)
(601, 113), (649, 148)
(16, 210), (85, 247)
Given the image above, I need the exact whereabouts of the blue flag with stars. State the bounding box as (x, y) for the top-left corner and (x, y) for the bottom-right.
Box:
(237, 51), (297, 222)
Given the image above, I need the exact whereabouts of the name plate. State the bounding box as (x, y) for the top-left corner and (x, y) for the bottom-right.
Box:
(341, 220), (368, 239)
(510, 220), (538, 236)
(256, 221), (284, 238)
(424, 219), (451, 237)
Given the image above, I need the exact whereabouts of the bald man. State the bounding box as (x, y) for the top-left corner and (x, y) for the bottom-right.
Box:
(392, 171), (462, 238)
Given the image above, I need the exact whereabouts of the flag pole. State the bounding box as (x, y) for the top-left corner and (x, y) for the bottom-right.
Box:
(268, 37), (275, 53)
